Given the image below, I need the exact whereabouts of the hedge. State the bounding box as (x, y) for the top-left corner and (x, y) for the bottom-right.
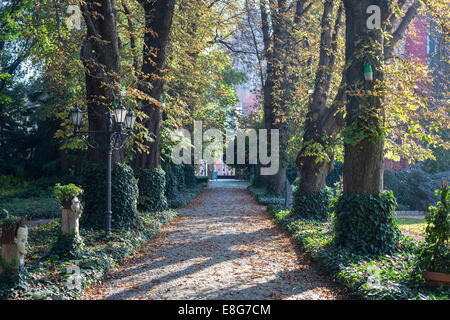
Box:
(164, 167), (179, 201)
(384, 168), (446, 211)
(136, 167), (168, 213)
(334, 191), (401, 256)
(184, 164), (196, 188)
(291, 188), (331, 221)
(195, 176), (209, 184)
(172, 165), (186, 192)
(80, 162), (138, 231)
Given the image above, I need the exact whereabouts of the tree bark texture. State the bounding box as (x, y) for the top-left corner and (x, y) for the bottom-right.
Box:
(134, 0), (176, 169)
(80, 0), (124, 164)
(296, 0), (344, 195)
(342, 0), (389, 195)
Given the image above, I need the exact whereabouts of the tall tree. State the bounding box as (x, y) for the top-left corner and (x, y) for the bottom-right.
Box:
(260, 0), (314, 194)
(295, 0), (344, 196)
(134, 0), (176, 169)
(80, 0), (123, 163)
(294, 0), (427, 197)
(342, 0), (423, 194)
(333, 0), (435, 255)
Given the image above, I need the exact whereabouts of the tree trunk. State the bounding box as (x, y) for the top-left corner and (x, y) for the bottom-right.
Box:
(80, 0), (124, 164)
(296, 0), (344, 195)
(260, 0), (291, 194)
(269, 167), (286, 195)
(342, 0), (389, 194)
(297, 151), (334, 194)
(134, 0), (176, 169)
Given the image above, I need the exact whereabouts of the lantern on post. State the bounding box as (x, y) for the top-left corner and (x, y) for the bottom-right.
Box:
(113, 102), (128, 125)
(70, 104), (84, 131)
(124, 108), (137, 130)
(69, 102), (135, 237)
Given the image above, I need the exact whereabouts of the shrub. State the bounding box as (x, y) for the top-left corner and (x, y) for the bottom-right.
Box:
(334, 191), (401, 256)
(383, 168), (445, 211)
(291, 188), (331, 221)
(172, 165), (185, 192)
(253, 174), (268, 188)
(50, 232), (85, 259)
(419, 183), (449, 273)
(164, 167), (179, 201)
(183, 164), (196, 188)
(136, 167), (168, 213)
(80, 162), (138, 231)
(195, 176), (209, 184)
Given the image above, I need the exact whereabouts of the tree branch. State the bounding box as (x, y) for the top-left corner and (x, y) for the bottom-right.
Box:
(80, 1), (100, 38)
(385, 1), (420, 59)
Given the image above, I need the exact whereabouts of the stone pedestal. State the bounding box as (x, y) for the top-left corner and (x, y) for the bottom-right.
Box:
(61, 196), (83, 236)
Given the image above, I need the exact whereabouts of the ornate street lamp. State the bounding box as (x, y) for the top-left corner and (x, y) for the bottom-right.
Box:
(113, 103), (128, 125)
(69, 102), (136, 237)
(70, 104), (84, 130)
(124, 108), (137, 130)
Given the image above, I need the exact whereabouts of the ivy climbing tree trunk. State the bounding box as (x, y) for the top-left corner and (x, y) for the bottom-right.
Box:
(333, 0), (406, 255)
(134, 0), (176, 169)
(80, 0), (124, 164)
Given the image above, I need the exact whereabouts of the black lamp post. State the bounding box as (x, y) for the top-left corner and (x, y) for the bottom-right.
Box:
(70, 102), (136, 237)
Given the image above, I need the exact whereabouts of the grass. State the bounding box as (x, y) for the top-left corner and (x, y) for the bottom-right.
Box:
(0, 197), (60, 220)
(395, 217), (426, 236)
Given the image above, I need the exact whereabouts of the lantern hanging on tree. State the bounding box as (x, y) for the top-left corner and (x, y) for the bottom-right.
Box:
(364, 64), (373, 81)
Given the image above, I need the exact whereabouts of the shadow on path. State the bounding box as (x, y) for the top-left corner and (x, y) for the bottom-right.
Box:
(84, 180), (346, 300)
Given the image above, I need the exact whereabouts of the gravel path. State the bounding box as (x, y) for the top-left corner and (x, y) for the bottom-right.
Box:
(83, 180), (347, 300)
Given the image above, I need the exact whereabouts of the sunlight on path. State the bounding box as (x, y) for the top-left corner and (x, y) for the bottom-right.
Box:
(83, 180), (346, 300)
